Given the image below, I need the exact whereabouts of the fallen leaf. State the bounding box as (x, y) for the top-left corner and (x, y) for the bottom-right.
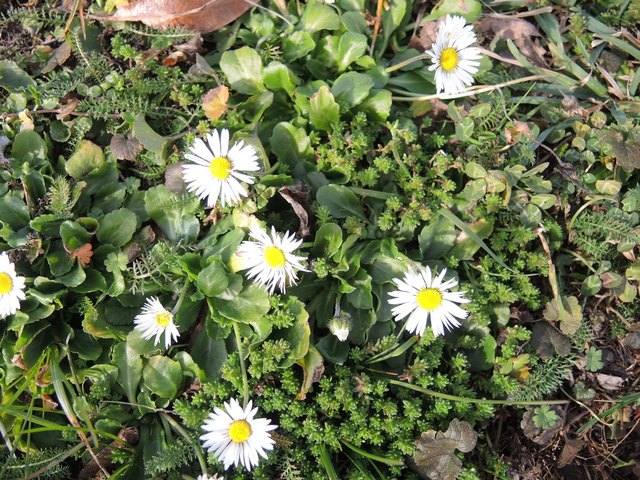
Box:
(165, 162), (186, 193)
(162, 50), (188, 66)
(96, 0), (258, 34)
(478, 15), (547, 67)
(110, 134), (143, 161)
(42, 42), (72, 74)
(557, 437), (585, 467)
(505, 121), (532, 144)
(412, 419), (477, 480)
(56, 97), (79, 120)
(596, 373), (624, 391)
(71, 243), (94, 267)
(202, 85), (229, 121)
(543, 295), (582, 335)
(622, 331), (640, 350)
(601, 129), (640, 173)
(530, 322), (571, 360)
(279, 183), (311, 238)
(296, 345), (324, 400)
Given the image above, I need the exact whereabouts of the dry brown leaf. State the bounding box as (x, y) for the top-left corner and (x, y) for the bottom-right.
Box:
(505, 121), (532, 144)
(71, 243), (94, 267)
(202, 85), (229, 121)
(557, 437), (585, 468)
(279, 183), (311, 238)
(42, 42), (72, 74)
(96, 0), (257, 34)
(110, 134), (143, 161)
(596, 373), (624, 391)
(478, 16), (547, 67)
(162, 50), (188, 66)
(56, 97), (79, 120)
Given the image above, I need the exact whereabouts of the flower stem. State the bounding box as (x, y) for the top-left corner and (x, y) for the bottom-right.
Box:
(171, 279), (191, 316)
(385, 52), (430, 73)
(233, 322), (250, 408)
(388, 379), (570, 406)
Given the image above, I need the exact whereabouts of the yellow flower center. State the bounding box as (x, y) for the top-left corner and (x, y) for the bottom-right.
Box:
(155, 311), (172, 328)
(416, 288), (443, 311)
(0, 272), (13, 295)
(228, 420), (252, 443)
(210, 156), (232, 180)
(439, 48), (459, 72)
(264, 245), (286, 268)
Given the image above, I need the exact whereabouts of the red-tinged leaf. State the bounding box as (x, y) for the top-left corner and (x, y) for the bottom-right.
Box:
(96, 0), (258, 34)
(71, 243), (94, 267)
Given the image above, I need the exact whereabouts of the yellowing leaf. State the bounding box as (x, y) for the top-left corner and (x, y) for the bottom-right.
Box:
(202, 85), (229, 120)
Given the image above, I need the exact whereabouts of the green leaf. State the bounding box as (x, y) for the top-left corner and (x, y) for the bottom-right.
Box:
(0, 60), (36, 92)
(301, 3), (340, 33)
(142, 356), (182, 399)
(585, 347), (604, 372)
(275, 297), (310, 368)
(60, 220), (92, 251)
(282, 31), (316, 62)
(112, 342), (143, 404)
(191, 329), (227, 380)
(144, 185), (199, 244)
(429, 0), (482, 22)
(331, 72), (374, 107)
(0, 195), (29, 230)
(65, 140), (105, 179)
(270, 122), (312, 167)
(309, 85), (340, 132)
(419, 216), (456, 259)
(197, 257), (229, 297)
(532, 405), (560, 429)
(264, 61), (298, 94)
(10, 130), (47, 168)
(215, 283), (271, 323)
(312, 222), (343, 258)
(220, 47), (265, 95)
(317, 185), (366, 220)
(360, 89), (392, 121)
(97, 208), (137, 247)
(337, 32), (368, 72)
(132, 113), (172, 159)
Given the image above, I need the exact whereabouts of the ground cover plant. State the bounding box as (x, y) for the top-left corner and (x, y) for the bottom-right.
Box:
(0, 0), (639, 478)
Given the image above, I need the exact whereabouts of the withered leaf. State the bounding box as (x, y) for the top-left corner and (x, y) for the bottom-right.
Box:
(543, 295), (582, 335)
(71, 243), (94, 267)
(42, 41), (72, 74)
(601, 129), (640, 173)
(412, 419), (477, 480)
(202, 85), (229, 121)
(596, 373), (624, 391)
(97, 0), (257, 34)
(557, 437), (585, 468)
(110, 134), (143, 161)
(165, 162), (186, 193)
(296, 345), (324, 400)
(56, 97), (79, 120)
(530, 322), (571, 360)
(478, 16), (547, 67)
(279, 183), (311, 238)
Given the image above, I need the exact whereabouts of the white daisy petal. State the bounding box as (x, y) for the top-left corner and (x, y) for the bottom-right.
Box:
(427, 15), (482, 95)
(183, 129), (260, 208)
(0, 252), (26, 319)
(236, 225), (308, 294)
(133, 297), (179, 349)
(387, 264), (470, 337)
(200, 397), (277, 472)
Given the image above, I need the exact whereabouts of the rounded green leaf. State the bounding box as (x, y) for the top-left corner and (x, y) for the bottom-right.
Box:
(65, 140), (105, 179)
(142, 355), (182, 398)
(197, 257), (229, 297)
(97, 208), (137, 247)
(220, 47), (265, 95)
(309, 85), (340, 132)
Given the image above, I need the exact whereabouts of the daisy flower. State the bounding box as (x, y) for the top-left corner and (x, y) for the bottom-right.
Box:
(200, 398), (277, 471)
(0, 252), (26, 319)
(236, 226), (307, 294)
(388, 265), (470, 337)
(426, 14), (482, 95)
(183, 129), (260, 208)
(133, 297), (179, 349)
